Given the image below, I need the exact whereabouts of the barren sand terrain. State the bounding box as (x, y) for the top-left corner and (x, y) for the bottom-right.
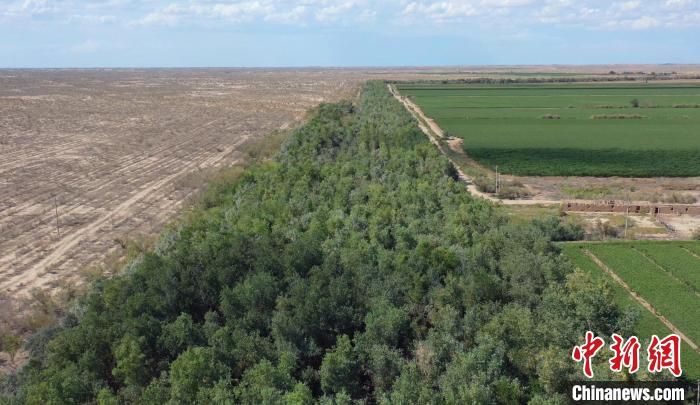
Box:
(0, 69), (377, 297)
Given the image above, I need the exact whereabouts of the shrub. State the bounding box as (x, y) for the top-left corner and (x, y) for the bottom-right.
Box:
(533, 217), (585, 242)
(561, 186), (611, 199)
(472, 176), (530, 199)
(0, 335), (22, 364)
(590, 114), (647, 120)
(661, 193), (697, 204)
(472, 175), (496, 193)
(497, 184), (531, 199)
(594, 219), (620, 239)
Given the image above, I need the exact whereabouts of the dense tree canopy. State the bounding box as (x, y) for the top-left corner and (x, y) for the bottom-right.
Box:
(1, 82), (628, 404)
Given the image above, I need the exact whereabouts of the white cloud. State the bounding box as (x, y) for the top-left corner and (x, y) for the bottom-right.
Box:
(356, 8), (377, 22)
(264, 5), (307, 23)
(133, 1), (277, 26)
(627, 15), (660, 29)
(402, 2), (479, 21)
(2, 0), (699, 31)
(604, 15), (660, 30)
(664, 0), (695, 9)
(1, 0), (65, 18)
(483, 0), (534, 7)
(134, 11), (180, 26)
(69, 14), (117, 24)
(617, 1), (640, 11)
(530, 0), (695, 30)
(402, 0), (535, 21)
(315, 1), (357, 23)
(209, 2), (274, 19)
(69, 39), (101, 53)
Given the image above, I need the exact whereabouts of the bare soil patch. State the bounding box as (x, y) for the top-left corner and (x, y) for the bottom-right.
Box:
(520, 175), (700, 204)
(658, 215), (700, 238)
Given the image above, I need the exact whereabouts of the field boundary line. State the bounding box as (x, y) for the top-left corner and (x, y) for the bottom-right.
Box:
(583, 249), (700, 354)
(630, 246), (700, 298)
(680, 246), (700, 261)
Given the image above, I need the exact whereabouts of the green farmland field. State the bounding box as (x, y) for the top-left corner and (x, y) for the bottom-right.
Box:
(633, 243), (700, 291)
(561, 242), (700, 378)
(398, 83), (700, 177)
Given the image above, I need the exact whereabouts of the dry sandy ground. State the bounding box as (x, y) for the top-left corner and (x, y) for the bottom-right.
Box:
(516, 176), (700, 203)
(0, 68), (383, 297)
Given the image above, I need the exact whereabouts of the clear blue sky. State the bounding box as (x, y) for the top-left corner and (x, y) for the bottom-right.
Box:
(2, 0), (698, 68)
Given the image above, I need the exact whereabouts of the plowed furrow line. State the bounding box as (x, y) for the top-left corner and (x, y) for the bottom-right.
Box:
(0, 130), (212, 220)
(0, 137), (87, 172)
(1, 138), (243, 294)
(0, 117), (227, 216)
(0, 140), (220, 270)
(0, 131), (200, 216)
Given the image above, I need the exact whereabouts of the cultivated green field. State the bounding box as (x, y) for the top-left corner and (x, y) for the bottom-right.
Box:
(399, 83), (700, 177)
(561, 242), (700, 378)
(634, 244), (700, 291)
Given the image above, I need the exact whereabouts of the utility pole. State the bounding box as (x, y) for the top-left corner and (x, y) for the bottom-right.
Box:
(624, 191), (630, 239)
(495, 165), (500, 194)
(54, 195), (60, 238)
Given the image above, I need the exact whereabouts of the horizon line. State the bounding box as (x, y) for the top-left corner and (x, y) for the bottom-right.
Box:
(2, 63), (700, 71)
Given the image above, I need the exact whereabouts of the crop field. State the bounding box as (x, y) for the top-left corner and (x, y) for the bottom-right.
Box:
(0, 69), (373, 297)
(398, 83), (700, 177)
(633, 244), (700, 291)
(562, 242), (700, 378)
